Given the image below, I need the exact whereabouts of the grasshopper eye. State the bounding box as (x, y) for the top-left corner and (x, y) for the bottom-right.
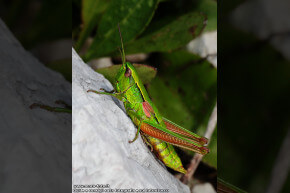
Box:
(125, 68), (132, 77)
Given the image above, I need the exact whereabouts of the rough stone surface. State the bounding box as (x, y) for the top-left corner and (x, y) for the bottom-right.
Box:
(0, 19), (71, 193)
(72, 49), (190, 193)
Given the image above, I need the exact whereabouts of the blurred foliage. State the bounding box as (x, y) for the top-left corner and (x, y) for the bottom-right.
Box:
(0, 0), (71, 48)
(83, 0), (158, 60)
(73, 0), (217, 61)
(124, 12), (206, 55)
(75, 0), (110, 50)
(73, 0), (217, 177)
(0, 0), (72, 81)
(219, 1), (290, 193)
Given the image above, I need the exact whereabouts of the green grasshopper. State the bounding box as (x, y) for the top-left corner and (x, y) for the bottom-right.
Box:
(87, 26), (209, 174)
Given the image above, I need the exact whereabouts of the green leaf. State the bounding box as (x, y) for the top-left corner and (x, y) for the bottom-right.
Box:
(125, 12), (206, 54)
(82, 0), (110, 24)
(194, 0), (217, 31)
(96, 64), (157, 85)
(75, 0), (110, 51)
(84, 0), (158, 61)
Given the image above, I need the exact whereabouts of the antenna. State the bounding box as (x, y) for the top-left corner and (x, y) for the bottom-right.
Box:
(118, 23), (126, 64)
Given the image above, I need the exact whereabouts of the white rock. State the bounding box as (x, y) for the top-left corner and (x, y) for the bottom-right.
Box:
(187, 31), (217, 68)
(192, 183), (216, 193)
(88, 57), (113, 70)
(0, 19), (71, 193)
(72, 49), (190, 193)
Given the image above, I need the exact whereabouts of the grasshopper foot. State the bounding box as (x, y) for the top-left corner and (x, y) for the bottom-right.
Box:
(128, 138), (137, 143)
(87, 88), (115, 94)
(87, 89), (99, 93)
(129, 132), (139, 143)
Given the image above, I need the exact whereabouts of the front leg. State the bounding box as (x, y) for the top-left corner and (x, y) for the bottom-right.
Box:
(87, 88), (115, 95)
(100, 88), (115, 93)
(87, 83), (136, 97)
(129, 122), (142, 143)
(127, 109), (144, 143)
(87, 88), (121, 99)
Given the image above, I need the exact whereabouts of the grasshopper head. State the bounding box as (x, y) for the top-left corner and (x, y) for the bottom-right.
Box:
(115, 25), (137, 93)
(115, 62), (135, 92)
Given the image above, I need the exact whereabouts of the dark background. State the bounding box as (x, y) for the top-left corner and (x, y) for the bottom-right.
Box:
(218, 0), (290, 192)
(0, 0), (72, 81)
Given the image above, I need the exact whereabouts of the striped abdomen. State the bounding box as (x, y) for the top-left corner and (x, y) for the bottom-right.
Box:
(145, 135), (187, 174)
